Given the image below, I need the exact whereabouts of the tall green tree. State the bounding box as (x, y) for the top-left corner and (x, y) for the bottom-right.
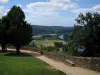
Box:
(7, 6), (32, 54)
(8, 22), (32, 54)
(1, 5), (32, 54)
(70, 12), (100, 56)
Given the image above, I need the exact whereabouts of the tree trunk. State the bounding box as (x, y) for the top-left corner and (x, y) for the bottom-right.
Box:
(16, 46), (20, 55)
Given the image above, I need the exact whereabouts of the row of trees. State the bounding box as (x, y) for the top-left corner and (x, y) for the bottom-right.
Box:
(68, 12), (100, 56)
(0, 5), (32, 54)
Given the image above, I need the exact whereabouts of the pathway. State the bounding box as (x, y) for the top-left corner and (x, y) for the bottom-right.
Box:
(8, 49), (100, 75)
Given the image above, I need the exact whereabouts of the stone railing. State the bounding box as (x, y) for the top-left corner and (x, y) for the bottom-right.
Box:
(70, 57), (100, 72)
(38, 50), (100, 72)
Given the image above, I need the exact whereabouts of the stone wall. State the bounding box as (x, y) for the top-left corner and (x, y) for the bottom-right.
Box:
(42, 51), (100, 72)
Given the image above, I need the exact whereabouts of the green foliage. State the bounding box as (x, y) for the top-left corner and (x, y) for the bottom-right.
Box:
(7, 5), (25, 25)
(40, 45), (59, 52)
(0, 5), (32, 54)
(6, 6), (32, 54)
(63, 44), (68, 52)
(54, 42), (63, 48)
(69, 12), (100, 56)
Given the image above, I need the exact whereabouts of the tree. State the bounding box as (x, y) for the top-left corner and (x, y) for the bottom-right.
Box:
(8, 22), (32, 54)
(4, 5), (32, 54)
(70, 12), (100, 56)
(0, 16), (9, 51)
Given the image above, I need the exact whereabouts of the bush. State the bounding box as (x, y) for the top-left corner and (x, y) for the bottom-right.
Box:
(63, 44), (68, 52)
(54, 42), (63, 48)
(40, 45), (59, 52)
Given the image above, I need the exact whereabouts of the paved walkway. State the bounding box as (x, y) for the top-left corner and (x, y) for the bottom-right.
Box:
(8, 49), (100, 75)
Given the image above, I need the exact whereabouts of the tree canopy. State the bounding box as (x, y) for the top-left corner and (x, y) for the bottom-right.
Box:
(69, 12), (100, 56)
(0, 5), (32, 54)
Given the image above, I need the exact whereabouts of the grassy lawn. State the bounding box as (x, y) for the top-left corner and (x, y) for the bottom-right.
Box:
(33, 40), (66, 47)
(0, 52), (65, 75)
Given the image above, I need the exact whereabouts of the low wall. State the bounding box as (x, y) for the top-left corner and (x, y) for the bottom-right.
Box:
(42, 51), (100, 72)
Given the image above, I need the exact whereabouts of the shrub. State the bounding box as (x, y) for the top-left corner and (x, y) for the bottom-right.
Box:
(54, 42), (63, 48)
(40, 45), (59, 52)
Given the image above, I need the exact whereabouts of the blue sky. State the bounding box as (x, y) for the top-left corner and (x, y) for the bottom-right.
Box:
(0, 0), (100, 26)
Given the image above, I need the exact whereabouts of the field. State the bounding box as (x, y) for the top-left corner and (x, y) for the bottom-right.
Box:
(32, 34), (57, 40)
(0, 52), (65, 75)
(31, 40), (66, 47)
(30, 34), (66, 47)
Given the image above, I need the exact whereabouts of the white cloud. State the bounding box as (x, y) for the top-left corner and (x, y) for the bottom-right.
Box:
(0, 6), (4, 18)
(0, 0), (77, 26)
(0, 6), (4, 12)
(23, 8), (75, 26)
(72, 5), (100, 14)
(0, 4), (22, 18)
(27, 0), (78, 11)
(93, 5), (100, 10)
(24, 0), (77, 26)
(0, 0), (9, 3)
(0, 6), (10, 18)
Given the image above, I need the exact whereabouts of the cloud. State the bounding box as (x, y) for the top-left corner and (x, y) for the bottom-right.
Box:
(0, 4), (23, 18)
(0, 0), (9, 3)
(23, 7), (75, 26)
(93, 5), (100, 10)
(72, 5), (100, 14)
(0, 6), (4, 18)
(24, 10), (75, 26)
(0, 6), (10, 18)
(24, 0), (77, 26)
(0, 0), (77, 26)
(26, 0), (78, 11)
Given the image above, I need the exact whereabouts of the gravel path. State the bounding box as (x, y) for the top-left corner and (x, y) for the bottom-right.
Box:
(37, 55), (100, 75)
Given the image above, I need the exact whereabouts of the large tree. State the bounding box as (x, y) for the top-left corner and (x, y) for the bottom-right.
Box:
(70, 12), (100, 56)
(8, 21), (32, 54)
(1, 5), (32, 54)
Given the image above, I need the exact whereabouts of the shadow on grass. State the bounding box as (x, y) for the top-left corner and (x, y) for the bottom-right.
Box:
(4, 52), (32, 57)
(4, 50), (41, 57)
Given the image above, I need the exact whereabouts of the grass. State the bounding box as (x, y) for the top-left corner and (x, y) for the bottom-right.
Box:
(0, 52), (65, 75)
(31, 34), (66, 47)
(33, 40), (66, 47)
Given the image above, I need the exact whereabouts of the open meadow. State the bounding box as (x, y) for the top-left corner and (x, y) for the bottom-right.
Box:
(31, 40), (66, 47)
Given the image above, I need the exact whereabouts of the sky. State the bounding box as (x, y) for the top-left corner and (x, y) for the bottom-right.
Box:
(0, 0), (100, 26)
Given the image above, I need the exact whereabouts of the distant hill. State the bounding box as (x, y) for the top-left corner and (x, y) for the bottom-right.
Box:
(32, 25), (73, 35)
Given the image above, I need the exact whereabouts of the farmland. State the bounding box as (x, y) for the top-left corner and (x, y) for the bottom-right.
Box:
(30, 39), (66, 47)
